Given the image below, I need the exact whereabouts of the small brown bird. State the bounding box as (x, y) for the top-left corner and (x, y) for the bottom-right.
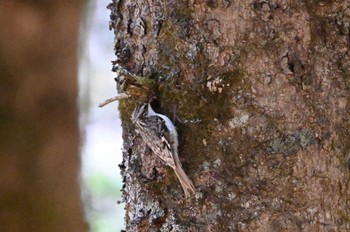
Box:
(131, 103), (195, 197)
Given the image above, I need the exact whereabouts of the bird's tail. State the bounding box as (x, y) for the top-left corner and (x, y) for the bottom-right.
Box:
(174, 162), (196, 198)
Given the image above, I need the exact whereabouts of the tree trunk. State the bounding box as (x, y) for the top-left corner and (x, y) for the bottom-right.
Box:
(108, 0), (350, 231)
(0, 1), (86, 231)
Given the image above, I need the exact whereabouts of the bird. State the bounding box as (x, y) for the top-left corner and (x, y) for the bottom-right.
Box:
(131, 102), (196, 197)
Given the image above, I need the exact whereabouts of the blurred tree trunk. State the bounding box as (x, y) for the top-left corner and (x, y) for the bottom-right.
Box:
(0, 1), (86, 231)
(109, 0), (350, 231)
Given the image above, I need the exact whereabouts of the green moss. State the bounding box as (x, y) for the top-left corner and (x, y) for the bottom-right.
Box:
(330, 137), (337, 151)
(339, 211), (350, 222)
(119, 67), (249, 168)
(159, 70), (245, 121)
(177, 71), (248, 164)
(139, 75), (157, 87)
(119, 99), (138, 122)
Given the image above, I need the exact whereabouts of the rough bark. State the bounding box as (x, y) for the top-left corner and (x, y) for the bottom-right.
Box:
(0, 1), (86, 231)
(109, 0), (350, 231)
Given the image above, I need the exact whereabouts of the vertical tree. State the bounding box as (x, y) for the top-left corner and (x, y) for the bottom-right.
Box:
(0, 1), (86, 231)
(108, 0), (350, 231)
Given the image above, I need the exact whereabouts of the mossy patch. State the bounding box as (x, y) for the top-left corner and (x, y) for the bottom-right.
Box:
(339, 211), (350, 222)
(119, 68), (249, 169)
(159, 69), (246, 122)
(157, 70), (244, 163)
(119, 99), (138, 122)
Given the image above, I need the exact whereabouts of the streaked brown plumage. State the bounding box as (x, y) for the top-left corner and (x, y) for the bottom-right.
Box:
(131, 103), (195, 197)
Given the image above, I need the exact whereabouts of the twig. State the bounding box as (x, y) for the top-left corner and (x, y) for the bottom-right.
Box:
(98, 93), (129, 108)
